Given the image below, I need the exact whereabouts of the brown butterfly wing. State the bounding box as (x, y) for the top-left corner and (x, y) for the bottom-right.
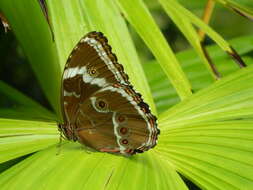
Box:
(75, 84), (158, 154)
(60, 31), (159, 155)
(61, 32), (128, 124)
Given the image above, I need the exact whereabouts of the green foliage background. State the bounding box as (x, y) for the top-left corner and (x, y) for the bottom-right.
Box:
(0, 0), (253, 189)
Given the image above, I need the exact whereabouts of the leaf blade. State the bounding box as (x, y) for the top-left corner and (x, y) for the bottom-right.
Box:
(157, 65), (253, 190)
(0, 118), (58, 163)
(117, 0), (192, 100)
(0, 143), (188, 190)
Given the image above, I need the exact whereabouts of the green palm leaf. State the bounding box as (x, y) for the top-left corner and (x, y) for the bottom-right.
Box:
(0, 143), (188, 190)
(0, 0), (253, 189)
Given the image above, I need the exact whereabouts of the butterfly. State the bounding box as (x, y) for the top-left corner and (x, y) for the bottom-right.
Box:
(58, 31), (160, 155)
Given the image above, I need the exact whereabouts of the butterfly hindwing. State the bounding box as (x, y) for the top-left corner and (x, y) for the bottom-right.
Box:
(75, 84), (157, 154)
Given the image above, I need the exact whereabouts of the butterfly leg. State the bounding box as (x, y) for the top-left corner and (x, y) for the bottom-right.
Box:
(82, 148), (92, 154)
(56, 129), (65, 155)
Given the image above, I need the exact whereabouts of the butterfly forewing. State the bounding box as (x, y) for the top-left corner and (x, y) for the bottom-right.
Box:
(60, 31), (159, 155)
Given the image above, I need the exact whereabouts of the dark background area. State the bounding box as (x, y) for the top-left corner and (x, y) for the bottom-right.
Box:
(0, 26), (50, 109)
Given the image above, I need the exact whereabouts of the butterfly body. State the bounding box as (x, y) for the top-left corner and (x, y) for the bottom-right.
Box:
(59, 32), (159, 155)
